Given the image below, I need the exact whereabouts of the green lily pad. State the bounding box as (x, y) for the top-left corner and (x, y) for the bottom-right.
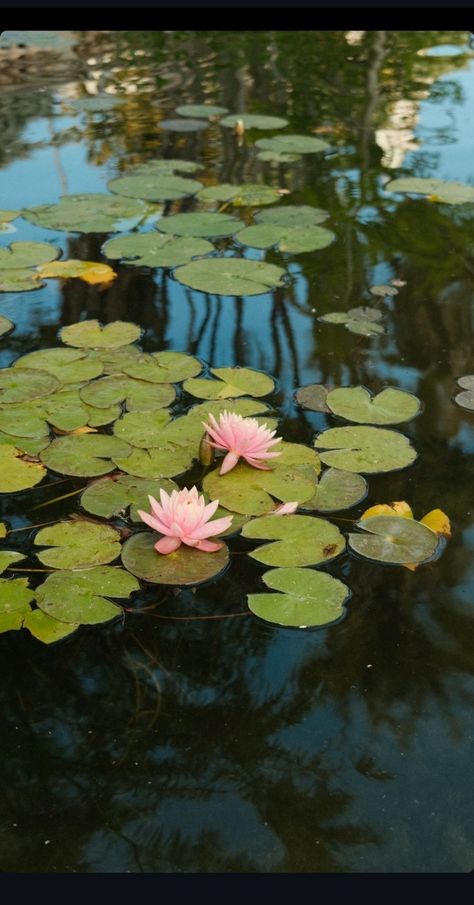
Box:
(113, 410), (172, 447)
(185, 397), (272, 423)
(319, 307), (385, 336)
(247, 567), (350, 628)
(108, 174), (203, 202)
(0, 551), (26, 574)
(22, 194), (150, 234)
(69, 96), (122, 113)
(0, 443), (47, 491)
(386, 177), (474, 205)
(0, 523), (6, 539)
(220, 114), (288, 130)
(112, 444), (194, 479)
(314, 425), (417, 473)
(13, 347), (104, 383)
(159, 118), (208, 131)
(121, 531), (229, 585)
(236, 224), (335, 253)
(60, 319), (142, 349)
(174, 258), (285, 296)
(81, 474), (178, 521)
(349, 515), (439, 564)
(36, 566), (139, 624)
(121, 351), (202, 383)
(34, 388), (119, 431)
(256, 134), (330, 154)
(197, 183), (281, 207)
(86, 345), (143, 375)
(242, 514), (344, 567)
(22, 608), (79, 644)
(326, 386), (421, 425)
(0, 404), (49, 438)
(0, 575), (34, 613)
(300, 468), (367, 512)
(34, 521), (122, 569)
(369, 284), (399, 297)
(175, 104), (229, 118)
(0, 315), (14, 336)
(183, 366), (274, 400)
(0, 270), (44, 292)
(0, 368), (58, 404)
(102, 233), (214, 268)
(0, 610), (25, 633)
(454, 375), (474, 411)
(0, 241), (59, 270)
(0, 433), (50, 456)
(40, 434), (132, 478)
(132, 160), (203, 177)
(79, 375), (175, 411)
(257, 150), (301, 163)
(156, 212), (241, 238)
(256, 205), (329, 227)
(0, 210), (20, 222)
(295, 384), (332, 413)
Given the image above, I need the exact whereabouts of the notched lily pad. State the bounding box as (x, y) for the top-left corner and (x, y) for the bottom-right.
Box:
(319, 307), (385, 336)
(22, 194), (150, 234)
(60, 319), (142, 349)
(0, 550), (26, 574)
(256, 204), (329, 227)
(102, 234), (214, 268)
(247, 567), (350, 628)
(0, 270), (44, 292)
(108, 174), (203, 202)
(348, 515), (439, 565)
(40, 434), (132, 477)
(295, 384), (332, 413)
(34, 520), (122, 569)
(314, 425), (417, 473)
(0, 575), (34, 613)
(197, 183), (281, 207)
(36, 567), (139, 624)
(14, 347), (104, 384)
(300, 468), (367, 512)
(454, 375), (474, 411)
(183, 366), (274, 399)
(0, 368), (59, 404)
(79, 374), (175, 411)
(22, 609), (79, 644)
(0, 443), (47, 491)
(386, 177), (474, 205)
(236, 224), (335, 254)
(174, 258), (285, 296)
(326, 386), (421, 425)
(0, 241), (60, 270)
(156, 212), (241, 238)
(256, 135), (330, 154)
(113, 410), (171, 447)
(112, 444), (194, 479)
(220, 114), (288, 130)
(122, 351), (202, 384)
(242, 513), (345, 567)
(81, 475), (178, 521)
(121, 531), (229, 586)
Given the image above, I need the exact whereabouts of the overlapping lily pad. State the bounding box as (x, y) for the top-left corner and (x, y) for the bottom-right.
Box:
(247, 567), (350, 628)
(0, 550), (26, 574)
(300, 468), (367, 512)
(183, 366), (274, 400)
(454, 375), (474, 411)
(37, 260), (117, 285)
(0, 271), (43, 292)
(113, 410), (172, 447)
(86, 345), (142, 375)
(197, 183), (281, 207)
(34, 521), (122, 569)
(156, 212), (241, 238)
(81, 475), (178, 520)
(0, 405), (49, 438)
(255, 205), (329, 227)
(348, 515), (439, 564)
(314, 425), (417, 473)
(175, 104), (229, 118)
(22, 194), (150, 234)
(79, 375), (175, 411)
(0, 443), (46, 492)
(121, 351), (202, 384)
(108, 174), (203, 202)
(0, 433), (50, 456)
(0, 241), (60, 270)
(241, 513), (345, 567)
(121, 531), (229, 586)
(174, 258), (285, 296)
(112, 444), (194, 479)
(102, 234), (214, 268)
(13, 348), (104, 384)
(386, 177), (474, 205)
(326, 386), (421, 425)
(34, 388), (120, 431)
(22, 609), (79, 644)
(220, 114), (288, 130)
(0, 368), (58, 404)
(40, 434), (132, 477)
(256, 135), (330, 154)
(60, 319), (142, 349)
(319, 307), (385, 336)
(36, 567), (139, 624)
(236, 223), (335, 253)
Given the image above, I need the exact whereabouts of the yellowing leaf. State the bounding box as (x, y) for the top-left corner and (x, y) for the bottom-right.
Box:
(37, 260), (117, 285)
(361, 501), (413, 520)
(420, 509), (451, 538)
(54, 425), (98, 436)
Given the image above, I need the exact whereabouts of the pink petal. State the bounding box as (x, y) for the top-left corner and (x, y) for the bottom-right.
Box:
(220, 451), (240, 475)
(148, 494), (166, 520)
(194, 539), (224, 552)
(271, 501), (299, 515)
(191, 515), (233, 539)
(155, 535), (181, 554)
(136, 509), (173, 535)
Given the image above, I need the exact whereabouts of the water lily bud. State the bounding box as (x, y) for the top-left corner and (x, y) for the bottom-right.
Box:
(199, 432), (215, 467)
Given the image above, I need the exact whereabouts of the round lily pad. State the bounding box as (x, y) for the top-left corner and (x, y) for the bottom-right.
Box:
(0, 241), (60, 270)
(79, 374), (175, 411)
(159, 118), (208, 131)
(386, 177), (474, 205)
(13, 347), (104, 383)
(220, 114), (288, 130)
(122, 351), (202, 383)
(40, 434), (132, 477)
(0, 270), (44, 292)
(0, 315), (14, 337)
(256, 205), (329, 227)
(183, 366), (274, 399)
(369, 284), (399, 297)
(108, 174), (203, 202)
(102, 233), (214, 268)
(203, 454), (318, 517)
(247, 567), (350, 628)
(300, 468), (367, 512)
(112, 444), (194, 479)
(60, 319), (142, 349)
(34, 521), (122, 569)
(256, 135), (330, 154)
(132, 159), (203, 176)
(22, 609), (79, 644)
(236, 223), (334, 253)
(156, 212), (241, 238)
(36, 566), (139, 624)
(121, 531), (229, 586)
(326, 387), (421, 425)
(22, 194), (150, 234)
(314, 425), (417, 473)
(295, 384), (331, 413)
(349, 515), (439, 564)
(113, 410), (171, 447)
(0, 405), (49, 439)
(86, 345), (142, 376)
(175, 104), (229, 118)
(242, 513), (345, 567)
(454, 375), (474, 411)
(0, 433), (50, 456)
(0, 443), (46, 492)
(81, 474), (178, 521)
(174, 258), (285, 296)
(197, 183), (281, 207)
(0, 368), (58, 404)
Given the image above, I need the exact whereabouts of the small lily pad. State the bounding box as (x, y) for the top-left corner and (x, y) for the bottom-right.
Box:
(183, 366), (274, 399)
(40, 434), (132, 477)
(102, 234), (214, 268)
(197, 183), (281, 207)
(122, 351), (202, 384)
(300, 468), (367, 512)
(159, 118), (208, 131)
(314, 425), (417, 473)
(174, 258), (285, 296)
(81, 475), (178, 521)
(37, 260), (117, 285)
(0, 241), (60, 270)
(295, 384), (332, 413)
(60, 319), (142, 349)
(175, 104), (229, 118)
(326, 387), (421, 425)
(369, 284), (399, 297)
(247, 567), (350, 628)
(13, 348), (104, 384)
(108, 174), (203, 202)
(22, 194), (150, 234)
(0, 315), (14, 337)
(349, 515), (439, 564)
(256, 135), (330, 154)
(156, 212), (241, 238)
(319, 307), (385, 337)
(0, 551), (26, 574)
(36, 567), (139, 624)
(256, 205), (329, 227)
(0, 368), (59, 404)
(386, 177), (474, 205)
(121, 531), (229, 586)
(79, 375), (175, 411)
(242, 513), (345, 567)
(0, 443), (46, 492)
(220, 114), (288, 130)
(454, 375), (474, 411)
(34, 521), (122, 570)
(236, 223), (335, 253)
(22, 609), (79, 644)
(0, 270), (44, 292)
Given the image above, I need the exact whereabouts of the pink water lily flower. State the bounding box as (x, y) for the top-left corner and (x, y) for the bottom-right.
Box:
(137, 486), (233, 555)
(202, 411), (282, 475)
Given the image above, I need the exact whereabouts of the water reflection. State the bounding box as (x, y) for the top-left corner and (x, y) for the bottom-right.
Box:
(0, 30), (473, 873)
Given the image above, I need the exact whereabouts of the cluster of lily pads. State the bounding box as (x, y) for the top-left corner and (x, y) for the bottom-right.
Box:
(0, 317), (451, 644)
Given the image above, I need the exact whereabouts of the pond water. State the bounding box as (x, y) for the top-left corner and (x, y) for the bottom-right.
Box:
(0, 30), (473, 874)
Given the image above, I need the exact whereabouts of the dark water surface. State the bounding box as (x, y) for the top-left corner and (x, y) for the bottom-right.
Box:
(0, 30), (473, 873)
